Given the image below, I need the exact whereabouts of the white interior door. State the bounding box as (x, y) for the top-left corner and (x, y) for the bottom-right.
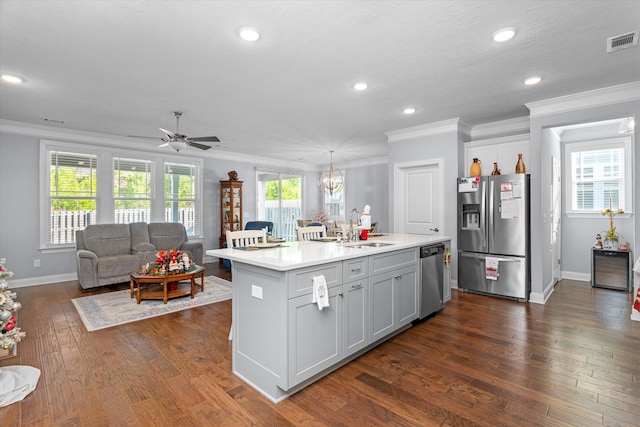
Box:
(551, 155), (561, 283)
(394, 160), (442, 235)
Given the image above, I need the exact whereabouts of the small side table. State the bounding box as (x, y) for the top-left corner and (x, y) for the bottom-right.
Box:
(130, 266), (205, 304)
(591, 248), (633, 291)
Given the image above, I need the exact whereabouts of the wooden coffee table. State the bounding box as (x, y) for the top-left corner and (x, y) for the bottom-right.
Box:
(130, 266), (205, 304)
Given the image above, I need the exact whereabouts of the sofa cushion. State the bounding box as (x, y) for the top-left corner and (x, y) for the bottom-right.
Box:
(130, 222), (153, 253)
(148, 223), (187, 250)
(97, 254), (141, 278)
(83, 224), (132, 258)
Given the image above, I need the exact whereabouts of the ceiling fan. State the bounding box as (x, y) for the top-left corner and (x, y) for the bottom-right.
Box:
(130, 112), (220, 152)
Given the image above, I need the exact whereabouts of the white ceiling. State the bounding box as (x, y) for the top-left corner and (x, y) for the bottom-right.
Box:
(1, 1), (639, 166)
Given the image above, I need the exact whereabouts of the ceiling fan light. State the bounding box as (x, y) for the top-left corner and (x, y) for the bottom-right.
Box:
(168, 140), (187, 152)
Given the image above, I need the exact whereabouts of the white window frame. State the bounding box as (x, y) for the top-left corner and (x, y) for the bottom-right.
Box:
(564, 136), (633, 218)
(39, 140), (203, 251)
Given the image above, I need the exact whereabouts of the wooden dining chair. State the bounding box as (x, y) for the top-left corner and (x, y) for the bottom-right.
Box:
(226, 228), (267, 248)
(225, 228), (267, 341)
(297, 225), (325, 241)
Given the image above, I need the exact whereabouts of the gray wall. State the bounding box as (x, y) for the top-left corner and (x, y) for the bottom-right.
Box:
(387, 128), (462, 281)
(0, 129), (384, 285)
(344, 163), (389, 231)
(530, 99), (640, 300)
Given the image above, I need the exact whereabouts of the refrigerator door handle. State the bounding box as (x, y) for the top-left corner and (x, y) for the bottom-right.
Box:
(488, 178), (493, 251)
(480, 180), (487, 250)
(460, 252), (522, 262)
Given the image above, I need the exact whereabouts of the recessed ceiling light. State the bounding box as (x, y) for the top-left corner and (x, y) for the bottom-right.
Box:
(1, 74), (23, 84)
(493, 28), (516, 42)
(403, 107), (416, 114)
(354, 82), (368, 91)
(239, 27), (260, 42)
(524, 76), (542, 86)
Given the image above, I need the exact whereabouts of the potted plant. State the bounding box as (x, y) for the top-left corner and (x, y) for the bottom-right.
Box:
(601, 199), (623, 249)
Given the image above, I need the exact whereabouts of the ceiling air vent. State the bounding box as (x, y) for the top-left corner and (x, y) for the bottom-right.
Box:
(607, 31), (639, 53)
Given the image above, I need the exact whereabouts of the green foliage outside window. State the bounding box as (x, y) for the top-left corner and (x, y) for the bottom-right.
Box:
(265, 178), (300, 200)
(50, 154), (97, 211)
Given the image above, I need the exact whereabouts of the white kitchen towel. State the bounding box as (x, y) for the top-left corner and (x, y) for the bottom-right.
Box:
(485, 257), (499, 280)
(312, 275), (330, 310)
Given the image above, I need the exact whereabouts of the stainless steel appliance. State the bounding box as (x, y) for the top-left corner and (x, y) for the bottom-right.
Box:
(419, 243), (444, 319)
(457, 174), (530, 301)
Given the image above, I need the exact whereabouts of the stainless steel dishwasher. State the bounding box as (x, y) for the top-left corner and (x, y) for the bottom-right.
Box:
(419, 243), (444, 319)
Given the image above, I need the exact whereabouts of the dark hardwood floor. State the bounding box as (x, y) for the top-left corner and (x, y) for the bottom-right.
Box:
(1, 264), (638, 426)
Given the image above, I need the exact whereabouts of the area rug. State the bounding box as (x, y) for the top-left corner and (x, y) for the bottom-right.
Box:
(72, 276), (232, 331)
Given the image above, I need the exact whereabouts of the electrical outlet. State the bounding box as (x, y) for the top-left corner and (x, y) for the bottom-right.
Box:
(34, 259), (41, 267)
(0, 258), (6, 264)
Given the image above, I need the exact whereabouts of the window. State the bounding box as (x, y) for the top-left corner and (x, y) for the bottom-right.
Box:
(41, 141), (203, 249)
(113, 157), (152, 223)
(46, 150), (98, 245)
(323, 178), (344, 221)
(256, 169), (303, 241)
(164, 162), (199, 235)
(565, 137), (632, 214)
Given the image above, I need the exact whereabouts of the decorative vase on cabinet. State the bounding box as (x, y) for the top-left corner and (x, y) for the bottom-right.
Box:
(470, 158), (482, 177)
(491, 162), (501, 175)
(515, 153), (526, 174)
(220, 180), (243, 251)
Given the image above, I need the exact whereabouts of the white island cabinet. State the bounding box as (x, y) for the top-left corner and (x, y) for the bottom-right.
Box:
(206, 233), (450, 403)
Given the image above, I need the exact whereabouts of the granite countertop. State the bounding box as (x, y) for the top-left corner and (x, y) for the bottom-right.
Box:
(205, 233), (451, 271)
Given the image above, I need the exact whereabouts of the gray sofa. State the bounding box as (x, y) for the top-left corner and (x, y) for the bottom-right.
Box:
(75, 222), (203, 289)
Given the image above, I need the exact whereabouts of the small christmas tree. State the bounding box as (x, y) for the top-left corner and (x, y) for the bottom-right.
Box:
(0, 264), (25, 356)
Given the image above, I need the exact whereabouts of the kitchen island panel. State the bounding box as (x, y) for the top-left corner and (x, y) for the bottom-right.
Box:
(233, 263), (288, 392)
(288, 288), (342, 387)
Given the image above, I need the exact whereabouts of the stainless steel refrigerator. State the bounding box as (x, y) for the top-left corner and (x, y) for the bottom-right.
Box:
(457, 174), (530, 301)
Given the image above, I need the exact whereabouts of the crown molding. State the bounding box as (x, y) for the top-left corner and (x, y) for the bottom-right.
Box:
(0, 119), (316, 170)
(465, 133), (530, 147)
(470, 116), (530, 139)
(385, 118), (465, 143)
(525, 81), (640, 118)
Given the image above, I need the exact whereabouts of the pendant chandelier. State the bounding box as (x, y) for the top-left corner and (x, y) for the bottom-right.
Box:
(319, 150), (344, 196)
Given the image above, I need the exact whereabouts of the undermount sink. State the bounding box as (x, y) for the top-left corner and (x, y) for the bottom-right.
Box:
(347, 242), (395, 248)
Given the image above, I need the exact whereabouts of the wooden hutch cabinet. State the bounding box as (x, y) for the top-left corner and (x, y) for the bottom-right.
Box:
(220, 180), (243, 249)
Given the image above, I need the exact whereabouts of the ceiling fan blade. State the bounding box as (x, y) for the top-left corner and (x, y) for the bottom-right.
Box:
(159, 127), (176, 138)
(158, 142), (169, 148)
(189, 136), (220, 142)
(187, 141), (212, 150)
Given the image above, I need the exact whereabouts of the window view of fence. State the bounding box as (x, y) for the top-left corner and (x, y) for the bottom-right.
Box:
(50, 208), (196, 244)
(263, 205), (301, 241)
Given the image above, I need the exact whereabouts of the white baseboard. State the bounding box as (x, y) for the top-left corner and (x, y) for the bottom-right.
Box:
(561, 271), (591, 282)
(9, 273), (77, 288)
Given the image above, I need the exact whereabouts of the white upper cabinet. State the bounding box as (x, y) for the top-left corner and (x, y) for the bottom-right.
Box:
(464, 134), (530, 176)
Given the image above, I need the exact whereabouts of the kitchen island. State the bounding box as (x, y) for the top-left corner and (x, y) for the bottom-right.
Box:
(206, 233), (450, 403)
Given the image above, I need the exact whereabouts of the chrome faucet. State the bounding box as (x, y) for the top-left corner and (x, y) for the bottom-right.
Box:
(350, 208), (360, 241)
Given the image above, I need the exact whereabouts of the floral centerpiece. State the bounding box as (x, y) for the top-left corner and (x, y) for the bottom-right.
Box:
(142, 249), (195, 275)
(312, 208), (328, 223)
(601, 199), (623, 249)
(0, 264), (26, 355)
(141, 249), (196, 291)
